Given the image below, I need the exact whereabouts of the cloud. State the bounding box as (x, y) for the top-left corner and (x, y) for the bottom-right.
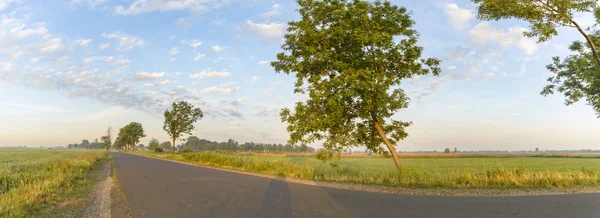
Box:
(202, 82), (239, 96)
(468, 66), (478, 75)
(213, 56), (223, 63)
(181, 39), (203, 51)
(39, 38), (65, 53)
(221, 107), (243, 118)
(0, 0), (19, 11)
(226, 97), (244, 107)
(258, 60), (269, 65)
(468, 22), (537, 54)
(252, 103), (277, 117)
(83, 56), (132, 65)
(143, 79), (175, 87)
(442, 4), (473, 29)
(192, 53), (206, 61)
(518, 63), (527, 77)
(114, 0), (226, 15)
(189, 70), (230, 79)
(241, 20), (287, 42)
(98, 43), (109, 49)
(252, 76), (260, 86)
(479, 72), (495, 80)
(263, 86), (274, 94)
(446, 66), (456, 71)
(211, 45), (228, 52)
(102, 31), (144, 51)
(75, 38), (93, 47)
(169, 47), (180, 55)
(134, 72), (165, 80)
(262, 4), (281, 17)
(175, 17), (192, 28)
(71, 0), (108, 9)
(162, 85), (203, 100)
(5, 103), (72, 112)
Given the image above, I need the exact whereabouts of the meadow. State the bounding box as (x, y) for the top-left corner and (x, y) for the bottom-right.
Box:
(0, 149), (107, 218)
(134, 151), (600, 189)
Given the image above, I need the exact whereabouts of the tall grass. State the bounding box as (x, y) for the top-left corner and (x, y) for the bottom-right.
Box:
(0, 149), (106, 218)
(135, 151), (600, 189)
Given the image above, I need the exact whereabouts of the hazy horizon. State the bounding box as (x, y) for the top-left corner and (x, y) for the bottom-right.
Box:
(1, 0), (599, 151)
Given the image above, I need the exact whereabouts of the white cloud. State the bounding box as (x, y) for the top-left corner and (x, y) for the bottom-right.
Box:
(518, 63), (527, 77)
(262, 4), (280, 17)
(98, 43), (109, 49)
(479, 72), (495, 80)
(189, 70), (230, 79)
(169, 47), (180, 55)
(501, 72), (508, 76)
(211, 45), (228, 52)
(171, 58), (176, 62)
(252, 76), (260, 86)
(114, 0), (225, 15)
(242, 20), (287, 42)
(0, 0), (19, 11)
(468, 66), (478, 75)
(5, 103), (72, 112)
(102, 31), (144, 51)
(75, 38), (93, 47)
(264, 86), (274, 94)
(446, 66), (456, 70)
(71, 0), (108, 8)
(143, 79), (174, 87)
(442, 4), (473, 29)
(175, 17), (192, 28)
(202, 82), (239, 96)
(134, 72), (165, 80)
(83, 56), (132, 65)
(213, 56), (223, 63)
(181, 39), (203, 51)
(162, 85), (202, 100)
(106, 66), (128, 76)
(492, 66), (498, 71)
(468, 22), (537, 55)
(39, 38), (65, 53)
(192, 53), (206, 61)
(258, 60), (269, 65)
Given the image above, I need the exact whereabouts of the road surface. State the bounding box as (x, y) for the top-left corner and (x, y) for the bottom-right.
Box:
(110, 152), (600, 218)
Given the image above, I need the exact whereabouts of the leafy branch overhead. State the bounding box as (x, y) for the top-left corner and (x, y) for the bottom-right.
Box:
(271, 0), (441, 170)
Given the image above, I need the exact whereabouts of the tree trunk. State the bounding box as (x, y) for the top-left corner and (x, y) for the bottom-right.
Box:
(571, 19), (600, 68)
(172, 138), (176, 154)
(374, 120), (402, 171)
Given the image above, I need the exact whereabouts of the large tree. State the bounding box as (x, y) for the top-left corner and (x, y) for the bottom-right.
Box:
(271, 0), (441, 170)
(163, 101), (204, 154)
(541, 30), (600, 116)
(472, 0), (600, 66)
(117, 122), (146, 151)
(100, 127), (112, 150)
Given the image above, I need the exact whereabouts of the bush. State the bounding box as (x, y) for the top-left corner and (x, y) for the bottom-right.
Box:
(154, 147), (164, 153)
(179, 149), (193, 153)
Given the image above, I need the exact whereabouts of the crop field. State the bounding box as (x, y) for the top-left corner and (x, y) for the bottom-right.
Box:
(134, 151), (600, 189)
(0, 149), (107, 218)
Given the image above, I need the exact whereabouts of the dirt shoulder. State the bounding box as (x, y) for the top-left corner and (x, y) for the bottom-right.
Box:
(127, 152), (600, 197)
(81, 154), (112, 218)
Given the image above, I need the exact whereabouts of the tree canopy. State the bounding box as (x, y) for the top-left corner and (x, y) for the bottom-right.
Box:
(100, 127), (112, 150)
(271, 0), (440, 170)
(164, 101), (204, 154)
(117, 122), (146, 151)
(472, 0), (600, 66)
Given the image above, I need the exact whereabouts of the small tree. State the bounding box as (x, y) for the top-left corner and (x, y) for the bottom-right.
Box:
(454, 147), (458, 153)
(117, 122), (146, 151)
(271, 0), (441, 170)
(148, 138), (160, 151)
(160, 141), (172, 150)
(535, 147), (540, 152)
(444, 148), (451, 154)
(100, 127), (112, 150)
(163, 101), (204, 154)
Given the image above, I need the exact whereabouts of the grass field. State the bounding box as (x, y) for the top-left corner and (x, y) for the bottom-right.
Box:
(0, 149), (107, 218)
(133, 151), (600, 189)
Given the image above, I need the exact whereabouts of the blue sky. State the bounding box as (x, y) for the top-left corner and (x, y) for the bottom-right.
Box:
(1, 0), (599, 151)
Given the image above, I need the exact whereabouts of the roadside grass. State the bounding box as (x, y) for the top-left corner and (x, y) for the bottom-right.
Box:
(0, 149), (107, 218)
(130, 150), (600, 189)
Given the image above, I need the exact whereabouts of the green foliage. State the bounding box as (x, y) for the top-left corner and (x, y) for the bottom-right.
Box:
(159, 141), (172, 150)
(541, 30), (600, 116)
(271, 0), (440, 163)
(472, 0), (598, 43)
(100, 127), (112, 150)
(163, 101), (204, 153)
(154, 147), (164, 153)
(444, 148), (451, 154)
(117, 122), (146, 151)
(148, 138), (160, 151)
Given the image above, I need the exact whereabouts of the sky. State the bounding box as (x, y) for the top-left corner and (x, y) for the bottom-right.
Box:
(0, 0), (599, 151)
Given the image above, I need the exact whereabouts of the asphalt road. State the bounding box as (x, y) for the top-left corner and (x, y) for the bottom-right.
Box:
(110, 152), (600, 218)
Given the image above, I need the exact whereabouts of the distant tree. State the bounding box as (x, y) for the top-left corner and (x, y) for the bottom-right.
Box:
(81, 140), (90, 149)
(148, 138), (160, 151)
(117, 122), (146, 151)
(160, 141), (172, 150)
(138, 144), (145, 149)
(454, 147), (458, 153)
(113, 137), (125, 149)
(100, 127), (112, 150)
(163, 101), (204, 154)
(271, 0), (440, 170)
(535, 147), (540, 152)
(444, 148), (451, 154)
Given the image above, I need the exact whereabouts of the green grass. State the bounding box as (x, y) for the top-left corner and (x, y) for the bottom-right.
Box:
(0, 148), (107, 218)
(132, 151), (600, 189)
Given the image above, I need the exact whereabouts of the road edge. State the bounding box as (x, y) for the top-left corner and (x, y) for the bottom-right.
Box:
(122, 152), (600, 197)
(81, 152), (112, 218)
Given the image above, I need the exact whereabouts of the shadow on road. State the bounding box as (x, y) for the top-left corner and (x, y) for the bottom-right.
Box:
(255, 179), (293, 218)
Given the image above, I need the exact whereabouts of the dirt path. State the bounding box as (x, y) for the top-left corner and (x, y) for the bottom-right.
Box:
(81, 156), (112, 218)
